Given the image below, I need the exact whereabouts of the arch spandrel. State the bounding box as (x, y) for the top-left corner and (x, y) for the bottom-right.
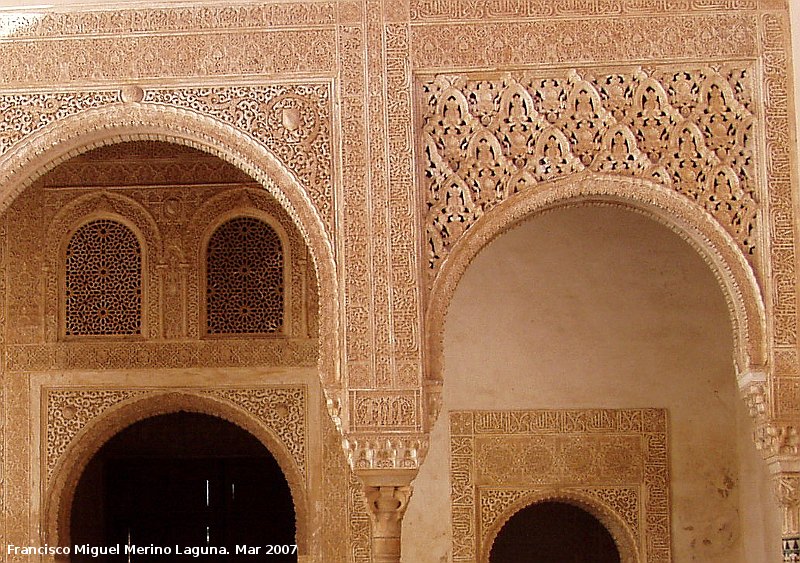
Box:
(0, 98), (341, 387)
(425, 172), (767, 392)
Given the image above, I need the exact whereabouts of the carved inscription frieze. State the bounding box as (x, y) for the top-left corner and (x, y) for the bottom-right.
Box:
(410, 15), (757, 70)
(350, 390), (419, 430)
(450, 409), (669, 563)
(1, 30), (336, 85)
(420, 66), (758, 276)
(409, 0), (760, 21)
(0, 3), (336, 39)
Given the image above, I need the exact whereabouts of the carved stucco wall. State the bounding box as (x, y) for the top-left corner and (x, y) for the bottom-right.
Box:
(0, 1), (796, 561)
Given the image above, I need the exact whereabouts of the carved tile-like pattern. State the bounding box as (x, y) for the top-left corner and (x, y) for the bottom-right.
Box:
(206, 217), (284, 335)
(450, 409), (669, 563)
(421, 66), (758, 275)
(65, 219), (142, 336)
(322, 402), (349, 562)
(7, 340), (317, 372)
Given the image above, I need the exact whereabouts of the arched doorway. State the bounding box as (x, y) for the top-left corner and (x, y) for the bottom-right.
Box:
(71, 412), (296, 562)
(489, 501), (620, 563)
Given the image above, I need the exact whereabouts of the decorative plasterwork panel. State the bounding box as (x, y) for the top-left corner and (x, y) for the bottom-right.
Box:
(420, 65), (758, 276)
(6, 340), (317, 372)
(0, 84), (334, 238)
(450, 409), (669, 563)
(44, 386), (307, 484)
(336, 2), (423, 401)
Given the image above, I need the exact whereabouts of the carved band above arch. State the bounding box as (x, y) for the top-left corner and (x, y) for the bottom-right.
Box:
(481, 491), (641, 563)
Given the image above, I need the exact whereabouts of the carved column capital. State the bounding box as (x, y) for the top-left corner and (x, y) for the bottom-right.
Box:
(358, 470), (415, 563)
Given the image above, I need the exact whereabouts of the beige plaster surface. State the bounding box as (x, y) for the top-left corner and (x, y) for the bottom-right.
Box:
(404, 205), (781, 562)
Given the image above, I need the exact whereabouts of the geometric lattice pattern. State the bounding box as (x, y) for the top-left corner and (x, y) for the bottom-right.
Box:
(206, 217), (283, 335)
(64, 219), (142, 336)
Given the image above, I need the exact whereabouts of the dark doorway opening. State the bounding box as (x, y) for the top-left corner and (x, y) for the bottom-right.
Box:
(71, 412), (296, 562)
(489, 501), (621, 563)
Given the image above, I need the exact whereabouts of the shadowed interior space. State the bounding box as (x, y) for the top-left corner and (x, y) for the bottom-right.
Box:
(71, 412), (296, 561)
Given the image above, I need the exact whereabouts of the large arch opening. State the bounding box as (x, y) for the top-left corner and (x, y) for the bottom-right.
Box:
(489, 501), (620, 563)
(71, 412), (296, 562)
(405, 203), (780, 562)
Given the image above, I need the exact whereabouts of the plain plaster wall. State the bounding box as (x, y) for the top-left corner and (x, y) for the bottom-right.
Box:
(403, 205), (781, 562)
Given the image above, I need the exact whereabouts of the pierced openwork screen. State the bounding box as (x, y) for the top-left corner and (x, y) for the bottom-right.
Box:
(65, 219), (142, 336)
(206, 217), (284, 335)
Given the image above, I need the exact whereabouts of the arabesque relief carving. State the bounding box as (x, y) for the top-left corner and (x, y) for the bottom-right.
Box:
(0, 84), (334, 237)
(451, 409), (669, 563)
(0, 1), (796, 561)
(421, 66), (757, 275)
(45, 386), (308, 485)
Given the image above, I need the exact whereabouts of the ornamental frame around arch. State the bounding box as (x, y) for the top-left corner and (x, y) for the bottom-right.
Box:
(43, 391), (311, 558)
(481, 491), (640, 563)
(425, 172), (767, 392)
(200, 210), (292, 338)
(0, 101), (340, 388)
(45, 192), (163, 342)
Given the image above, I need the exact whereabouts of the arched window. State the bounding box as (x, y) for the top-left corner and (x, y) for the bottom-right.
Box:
(205, 217), (284, 335)
(64, 219), (142, 336)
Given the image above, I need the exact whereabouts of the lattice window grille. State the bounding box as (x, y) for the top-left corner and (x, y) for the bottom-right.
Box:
(206, 217), (284, 335)
(64, 219), (142, 336)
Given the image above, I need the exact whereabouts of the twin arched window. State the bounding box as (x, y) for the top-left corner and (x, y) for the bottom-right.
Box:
(63, 216), (284, 337)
